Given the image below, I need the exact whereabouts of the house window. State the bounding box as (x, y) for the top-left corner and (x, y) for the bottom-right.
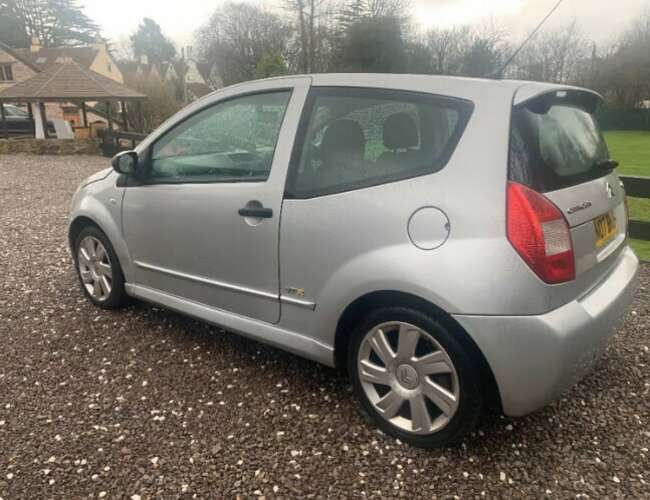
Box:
(0, 64), (14, 82)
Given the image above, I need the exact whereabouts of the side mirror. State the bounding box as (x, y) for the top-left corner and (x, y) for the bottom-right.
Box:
(111, 150), (138, 175)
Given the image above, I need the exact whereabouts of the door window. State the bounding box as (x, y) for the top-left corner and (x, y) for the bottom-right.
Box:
(287, 87), (473, 198)
(150, 91), (291, 183)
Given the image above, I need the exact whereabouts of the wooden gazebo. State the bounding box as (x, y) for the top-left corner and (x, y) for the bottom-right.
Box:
(0, 60), (147, 139)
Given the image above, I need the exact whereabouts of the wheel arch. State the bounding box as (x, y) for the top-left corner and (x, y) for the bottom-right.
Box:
(68, 212), (134, 282)
(334, 290), (502, 412)
(68, 215), (102, 251)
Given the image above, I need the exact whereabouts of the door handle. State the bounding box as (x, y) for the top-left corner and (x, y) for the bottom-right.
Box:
(238, 206), (273, 218)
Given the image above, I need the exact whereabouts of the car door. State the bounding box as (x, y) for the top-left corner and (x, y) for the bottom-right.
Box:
(122, 77), (311, 324)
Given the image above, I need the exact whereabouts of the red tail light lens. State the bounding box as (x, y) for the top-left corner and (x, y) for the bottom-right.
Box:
(507, 182), (575, 284)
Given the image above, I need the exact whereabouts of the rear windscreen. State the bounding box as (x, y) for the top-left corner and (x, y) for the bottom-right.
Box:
(509, 103), (610, 192)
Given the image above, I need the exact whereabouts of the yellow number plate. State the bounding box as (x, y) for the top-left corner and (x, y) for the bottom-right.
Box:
(594, 212), (617, 248)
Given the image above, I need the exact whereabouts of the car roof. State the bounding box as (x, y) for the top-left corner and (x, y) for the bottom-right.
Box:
(224, 73), (602, 108)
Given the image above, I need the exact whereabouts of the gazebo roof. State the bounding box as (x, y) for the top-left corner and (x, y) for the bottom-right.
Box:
(0, 60), (147, 102)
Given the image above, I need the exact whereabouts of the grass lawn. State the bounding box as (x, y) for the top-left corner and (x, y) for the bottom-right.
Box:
(603, 131), (650, 261)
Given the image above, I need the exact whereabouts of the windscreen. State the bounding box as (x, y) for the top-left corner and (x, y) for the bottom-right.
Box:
(509, 102), (610, 192)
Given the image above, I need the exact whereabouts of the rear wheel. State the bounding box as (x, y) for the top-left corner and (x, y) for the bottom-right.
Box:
(348, 306), (483, 448)
(74, 226), (128, 309)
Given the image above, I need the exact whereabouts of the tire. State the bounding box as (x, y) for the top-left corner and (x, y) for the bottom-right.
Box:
(74, 225), (129, 310)
(347, 306), (483, 448)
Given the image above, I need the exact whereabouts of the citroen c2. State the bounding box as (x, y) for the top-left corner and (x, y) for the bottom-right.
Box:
(69, 74), (639, 447)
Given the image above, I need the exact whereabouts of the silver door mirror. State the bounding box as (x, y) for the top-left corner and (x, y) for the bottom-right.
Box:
(111, 150), (138, 175)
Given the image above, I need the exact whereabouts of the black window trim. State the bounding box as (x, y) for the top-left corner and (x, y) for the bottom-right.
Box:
(284, 86), (474, 200)
(137, 87), (294, 186)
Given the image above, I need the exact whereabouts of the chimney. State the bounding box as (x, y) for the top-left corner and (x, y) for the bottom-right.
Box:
(93, 33), (105, 50)
(30, 36), (41, 53)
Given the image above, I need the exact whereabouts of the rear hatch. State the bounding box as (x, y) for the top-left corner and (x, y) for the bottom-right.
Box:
(509, 89), (627, 300)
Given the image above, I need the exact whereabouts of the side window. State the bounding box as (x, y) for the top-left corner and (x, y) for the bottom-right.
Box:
(288, 87), (473, 198)
(150, 91), (291, 183)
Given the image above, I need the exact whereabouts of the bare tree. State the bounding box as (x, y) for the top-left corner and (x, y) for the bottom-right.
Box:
(365, 0), (410, 18)
(426, 25), (470, 74)
(458, 19), (509, 77)
(511, 21), (588, 83)
(196, 2), (291, 85)
(284, 0), (333, 73)
(591, 6), (650, 107)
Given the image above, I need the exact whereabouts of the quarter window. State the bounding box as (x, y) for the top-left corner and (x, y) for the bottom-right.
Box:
(150, 91), (291, 182)
(0, 64), (14, 82)
(287, 87), (472, 198)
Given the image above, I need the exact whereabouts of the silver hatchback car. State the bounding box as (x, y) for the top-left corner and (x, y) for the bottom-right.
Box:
(69, 74), (639, 447)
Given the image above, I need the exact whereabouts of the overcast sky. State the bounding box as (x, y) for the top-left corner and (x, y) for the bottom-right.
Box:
(84, 0), (648, 52)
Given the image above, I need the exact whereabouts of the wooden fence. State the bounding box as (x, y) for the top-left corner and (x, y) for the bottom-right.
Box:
(99, 129), (147, 157)
(621, 176), (650, 241)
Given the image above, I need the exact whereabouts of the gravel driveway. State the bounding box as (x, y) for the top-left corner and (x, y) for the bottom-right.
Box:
(0, 155), (648, 499)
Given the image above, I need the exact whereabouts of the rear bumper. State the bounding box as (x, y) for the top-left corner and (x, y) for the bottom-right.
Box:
(453, 246), (639, 416)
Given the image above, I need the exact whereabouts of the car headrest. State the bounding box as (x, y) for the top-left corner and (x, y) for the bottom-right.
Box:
(321, 119), (366, 163)
(383, 112), (418, 150)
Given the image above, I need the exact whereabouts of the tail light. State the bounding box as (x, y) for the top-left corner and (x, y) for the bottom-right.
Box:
(507, 182), (575, 284)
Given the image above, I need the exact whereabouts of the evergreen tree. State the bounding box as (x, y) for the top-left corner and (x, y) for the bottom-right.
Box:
(0, 0), (97, 47)
(130, 18), (176, 65)
(333, 15), (406, 73)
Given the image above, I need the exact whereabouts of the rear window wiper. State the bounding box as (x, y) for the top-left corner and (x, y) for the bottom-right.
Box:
(594, 159), (619, 170)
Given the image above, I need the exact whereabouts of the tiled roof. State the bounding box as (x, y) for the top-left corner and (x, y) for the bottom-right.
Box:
(0, 40), (41, 72)
(0, 61), (147, 101)
(13, 46), (98, 70)
(196, 61), (214, 83)
(172, 61), (187, 78)
(160, 62), (173, 78)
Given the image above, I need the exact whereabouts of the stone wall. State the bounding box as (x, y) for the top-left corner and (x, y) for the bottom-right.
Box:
(0, 138), (101, 155)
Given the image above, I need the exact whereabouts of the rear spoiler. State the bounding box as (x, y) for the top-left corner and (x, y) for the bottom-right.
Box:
(513, 85), (604, 114)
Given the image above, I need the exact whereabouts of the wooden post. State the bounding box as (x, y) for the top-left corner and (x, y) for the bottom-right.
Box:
(0, 102), (8, 139)
(136, 100), (144, 133)
(27, 102), (34, 136)
(121, 101), (128, 132)
(38, 102), (49, 139)
(106, 102), (113, 130)
(81, 101), (88, 128)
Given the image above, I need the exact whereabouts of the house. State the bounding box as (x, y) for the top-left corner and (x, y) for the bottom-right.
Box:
(160, 62), (179, 81)
(13, 35), (124, 84)
(0, 36), (136, 134)
(0, 41), (39, 92)
(118, 53), (217, 103)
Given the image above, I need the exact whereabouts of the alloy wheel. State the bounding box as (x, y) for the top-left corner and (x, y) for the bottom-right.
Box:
(77, 236), (113, 301)
(357, 321), (460, 435)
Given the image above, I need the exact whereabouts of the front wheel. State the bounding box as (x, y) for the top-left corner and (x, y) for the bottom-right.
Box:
(348, 307), (483, 448)
(74, 226), (128, 309)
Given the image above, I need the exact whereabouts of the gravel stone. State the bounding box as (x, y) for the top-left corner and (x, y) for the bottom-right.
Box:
(0, 155), (648, 498)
